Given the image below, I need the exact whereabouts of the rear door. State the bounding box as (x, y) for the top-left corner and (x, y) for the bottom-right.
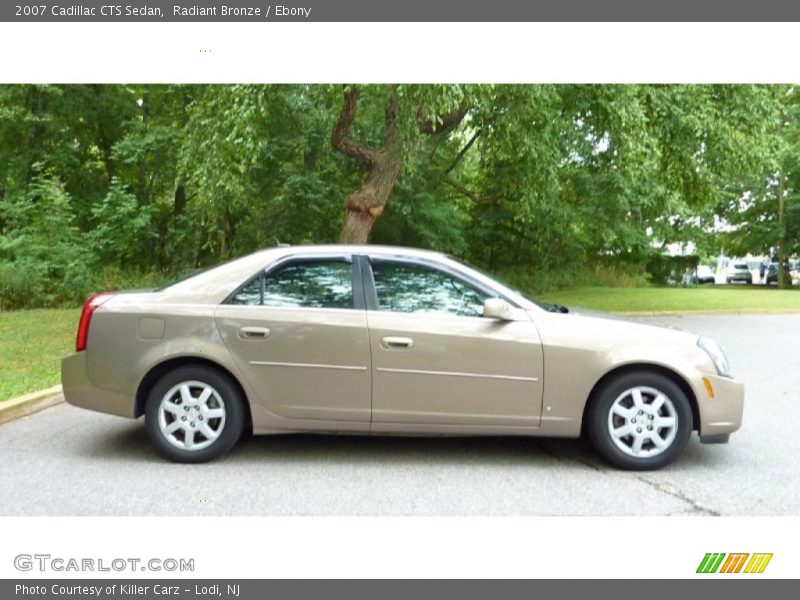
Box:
(215, 254), (371, 424)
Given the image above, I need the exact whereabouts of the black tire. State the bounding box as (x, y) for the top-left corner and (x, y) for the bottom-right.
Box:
(586, 370), (693, 470)
(145, 365), (246, 463)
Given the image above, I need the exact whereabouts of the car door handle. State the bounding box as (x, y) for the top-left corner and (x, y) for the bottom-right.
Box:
(238, 326), (271, 339)
(381, 336), (414, 350)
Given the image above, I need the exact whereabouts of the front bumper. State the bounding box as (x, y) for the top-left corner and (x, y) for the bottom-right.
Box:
(61, 352), (137, 418)
(695, 373), (744, 440)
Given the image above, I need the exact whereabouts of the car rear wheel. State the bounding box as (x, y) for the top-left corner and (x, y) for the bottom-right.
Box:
(587, 370), (693, 470)
(145, 365), (246, 463)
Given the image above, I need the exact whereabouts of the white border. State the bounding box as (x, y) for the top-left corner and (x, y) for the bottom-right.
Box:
(0, 517), (794, 579)
(0, 20), (798, 580)
(0, 23), (799, 83)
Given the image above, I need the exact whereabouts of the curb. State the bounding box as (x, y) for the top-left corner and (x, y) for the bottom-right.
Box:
(0, 385), (64, 426)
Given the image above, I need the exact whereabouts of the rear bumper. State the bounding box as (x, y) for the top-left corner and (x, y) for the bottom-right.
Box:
(696, 374), (744, 438)
(61, 352), (137, 418)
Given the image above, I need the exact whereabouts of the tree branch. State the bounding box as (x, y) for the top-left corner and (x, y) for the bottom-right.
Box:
(331, 85), (375, 168)
(446, 130), (481, 174)
(417, 102), (470, 135)
(444, 174), (485, 204)
(382, 86), (400, 146)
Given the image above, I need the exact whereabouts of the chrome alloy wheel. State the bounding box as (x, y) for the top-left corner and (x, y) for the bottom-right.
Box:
(158, 381), (226, 451)
(607, 386), (678, 458)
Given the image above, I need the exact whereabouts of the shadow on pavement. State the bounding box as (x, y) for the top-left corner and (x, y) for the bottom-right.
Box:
(78, 411), (727, 473)
(82, 416), (607, 470)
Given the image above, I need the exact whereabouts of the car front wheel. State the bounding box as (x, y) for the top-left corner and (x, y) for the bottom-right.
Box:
(587, 371), (693, 470)
(145, 365), (246, 463)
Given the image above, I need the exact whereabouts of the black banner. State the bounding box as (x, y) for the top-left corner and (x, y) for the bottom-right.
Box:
(4, 0), (800, 22)
(3, 580), (800, 600)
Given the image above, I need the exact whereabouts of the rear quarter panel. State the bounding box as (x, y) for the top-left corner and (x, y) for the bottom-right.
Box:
(86, 296), (241, 408)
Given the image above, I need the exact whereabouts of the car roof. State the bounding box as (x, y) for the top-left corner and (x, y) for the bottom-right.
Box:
(159, 245), (452, 304)
(153, 244), (542, 310)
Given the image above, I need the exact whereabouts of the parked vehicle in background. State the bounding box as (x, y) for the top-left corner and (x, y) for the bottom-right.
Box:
(695, 265), (716, 285)
(726, 263), (753, 285)
(767, 261), (800, 286)
(766, 263), (780, 285)
(61, 245), (745, 470)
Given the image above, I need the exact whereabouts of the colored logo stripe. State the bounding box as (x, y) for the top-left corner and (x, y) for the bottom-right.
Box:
(697, 553), (772, 574)
(719, 553), (749, 573)
(697, 553), (726, 573)
(744, 553), (773, 574)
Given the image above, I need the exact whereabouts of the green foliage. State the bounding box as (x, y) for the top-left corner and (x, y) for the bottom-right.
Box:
(717, 86), (800, 282)
(89, 178), (154, 265)
(0, 174), (95, 308)
(645, 254), (700, 286)
(0, 84), (795, 308)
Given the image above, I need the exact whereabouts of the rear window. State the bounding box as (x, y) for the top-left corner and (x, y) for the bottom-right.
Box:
(230, 259), (354, 309)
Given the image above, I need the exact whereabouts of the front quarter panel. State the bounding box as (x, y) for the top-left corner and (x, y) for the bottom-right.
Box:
(534, 312), (740, 437)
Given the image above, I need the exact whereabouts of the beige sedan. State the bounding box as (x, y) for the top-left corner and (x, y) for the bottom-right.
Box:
(62, 245), (743, 469)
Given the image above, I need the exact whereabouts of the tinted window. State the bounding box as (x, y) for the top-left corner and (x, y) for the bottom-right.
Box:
(231, 260), (353, 309)
(264, 261), (353, 309)
(371, 261), (488, 317)
(230, 278), (262, 305)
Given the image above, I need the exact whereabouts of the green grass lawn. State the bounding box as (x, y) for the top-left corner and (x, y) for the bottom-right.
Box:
(540, 285), (800, 313)
(0, 308), (79, 402)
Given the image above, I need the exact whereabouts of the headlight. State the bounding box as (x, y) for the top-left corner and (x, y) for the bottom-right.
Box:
(698, 336), (733, 378)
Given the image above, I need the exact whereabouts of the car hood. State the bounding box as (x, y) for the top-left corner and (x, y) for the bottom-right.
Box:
(531, 306), (700, 345)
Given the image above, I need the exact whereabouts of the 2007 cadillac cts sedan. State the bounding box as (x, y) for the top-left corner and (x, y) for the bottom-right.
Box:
(61, 245), (744, 469)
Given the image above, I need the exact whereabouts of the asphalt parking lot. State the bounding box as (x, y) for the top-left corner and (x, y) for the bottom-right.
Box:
(0, 314), (798, 516)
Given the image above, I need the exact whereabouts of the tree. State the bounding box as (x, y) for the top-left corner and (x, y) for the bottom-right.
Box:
(716, 86), (799, 287)
(0, 83), (791, 307)
(331, 84), (469, 243)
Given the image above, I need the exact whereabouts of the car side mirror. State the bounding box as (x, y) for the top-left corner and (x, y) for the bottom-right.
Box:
(483, 298), (514, 320)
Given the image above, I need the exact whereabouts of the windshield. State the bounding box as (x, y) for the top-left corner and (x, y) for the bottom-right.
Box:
(444, 256), (560, 312)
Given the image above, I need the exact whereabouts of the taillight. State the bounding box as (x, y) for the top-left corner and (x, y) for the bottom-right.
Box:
(76, 293), (113, 352)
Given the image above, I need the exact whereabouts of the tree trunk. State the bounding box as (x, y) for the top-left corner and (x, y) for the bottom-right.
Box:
(26, 86), (46, 184)
(778, 175), (787, 288)
(331, 86), (468, 244)
(174, 184), (186, 216)
(339, 141), (402, 243)
(332, 85), (402, 244)
(93, 86), (116, 184)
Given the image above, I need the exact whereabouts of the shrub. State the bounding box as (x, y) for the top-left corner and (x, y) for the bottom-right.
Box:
(0, 174), (97, 308)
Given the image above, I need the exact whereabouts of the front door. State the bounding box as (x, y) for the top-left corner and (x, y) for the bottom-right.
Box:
(215, 256), (371, 424)
(363, 257), (544, 429)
